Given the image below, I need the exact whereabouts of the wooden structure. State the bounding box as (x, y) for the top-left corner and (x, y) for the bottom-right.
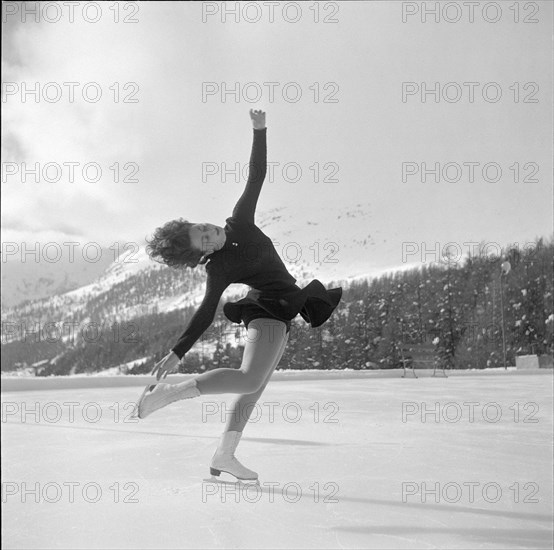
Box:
(399, 341), (447, 378)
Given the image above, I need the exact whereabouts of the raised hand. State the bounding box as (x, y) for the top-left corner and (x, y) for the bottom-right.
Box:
(249, 108), (266, 130)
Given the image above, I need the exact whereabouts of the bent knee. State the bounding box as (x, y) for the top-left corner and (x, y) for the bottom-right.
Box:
(238, 370), (266, 394)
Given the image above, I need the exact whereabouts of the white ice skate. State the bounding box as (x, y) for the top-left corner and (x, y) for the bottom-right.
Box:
(134, 379), (200, 419)
(206, 430), (259, 484)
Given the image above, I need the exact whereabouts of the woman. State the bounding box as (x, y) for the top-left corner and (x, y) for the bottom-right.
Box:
(135, 109), (342, 482)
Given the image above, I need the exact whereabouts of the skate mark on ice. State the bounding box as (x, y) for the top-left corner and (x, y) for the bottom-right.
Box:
(242, 436), (336, 446)
(8, 422), (338, 446)
(6, 422), (204, 438)
(333, 525), (552, 549)
(328, 496), (553, 522)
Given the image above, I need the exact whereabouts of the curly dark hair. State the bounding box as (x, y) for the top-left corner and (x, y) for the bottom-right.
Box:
(145, 218), (208, 269)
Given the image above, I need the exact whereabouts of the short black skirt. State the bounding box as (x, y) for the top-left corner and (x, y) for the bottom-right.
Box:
(223, 280), (343, 335)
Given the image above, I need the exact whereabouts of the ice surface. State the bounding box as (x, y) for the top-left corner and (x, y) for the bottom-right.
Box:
(2, 371), (553, 549)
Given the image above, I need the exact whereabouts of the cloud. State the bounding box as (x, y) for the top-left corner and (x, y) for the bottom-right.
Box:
(2, 1), (552, 265)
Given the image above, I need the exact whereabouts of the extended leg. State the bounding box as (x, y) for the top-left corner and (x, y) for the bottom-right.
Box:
(136, 318), (288, 419)
(195, 318), (288, 395)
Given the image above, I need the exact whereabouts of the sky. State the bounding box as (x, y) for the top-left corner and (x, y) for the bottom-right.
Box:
(1, 0), (552, 270)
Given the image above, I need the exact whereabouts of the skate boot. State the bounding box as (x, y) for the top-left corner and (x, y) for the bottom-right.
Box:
(209, 430), (259, 483)
(135, 379), (200, 419)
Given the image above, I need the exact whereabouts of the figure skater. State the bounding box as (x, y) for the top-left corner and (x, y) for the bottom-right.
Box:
(135, 109), (342, 482)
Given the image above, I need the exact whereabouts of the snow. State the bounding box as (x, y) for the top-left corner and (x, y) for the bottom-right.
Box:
(62, 248), (155, 302)
(2, 370), (552, 549)
(116, 356), (152, 372)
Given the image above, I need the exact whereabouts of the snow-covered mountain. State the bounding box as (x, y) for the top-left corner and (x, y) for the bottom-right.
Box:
(1, 248), (115, 308)
(2, 202), (404, 341)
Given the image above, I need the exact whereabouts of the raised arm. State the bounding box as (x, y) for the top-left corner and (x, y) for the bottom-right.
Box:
(231, 109), (267, 224)
(171, 271), (228, 360)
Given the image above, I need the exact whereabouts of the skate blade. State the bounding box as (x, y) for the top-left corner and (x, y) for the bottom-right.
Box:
(202, 476), (259, 487)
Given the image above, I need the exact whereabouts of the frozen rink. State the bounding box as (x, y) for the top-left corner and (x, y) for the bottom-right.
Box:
(2, 370), (553, 550)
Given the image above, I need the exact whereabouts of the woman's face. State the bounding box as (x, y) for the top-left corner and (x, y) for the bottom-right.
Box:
(189, 223), (226, 254)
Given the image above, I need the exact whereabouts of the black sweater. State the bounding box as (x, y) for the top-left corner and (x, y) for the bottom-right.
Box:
(171, 128), (342, 359)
